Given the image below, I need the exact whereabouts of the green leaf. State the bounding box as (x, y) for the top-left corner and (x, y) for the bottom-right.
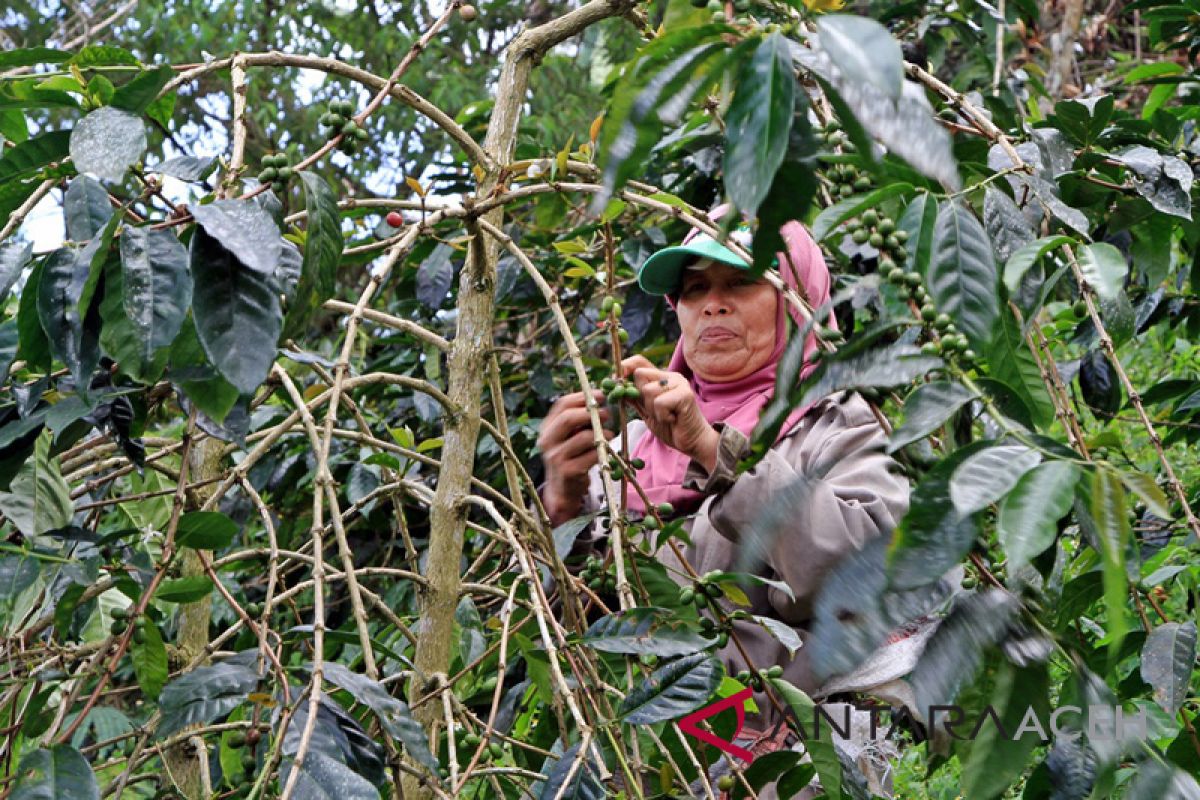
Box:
(0, 431), (73, 539)
(131, 620), (167, 697)
(987, 306), (1056, 430)
(812, 183), (914, 243)
(1078, 349), (1121, 416)
(1076, 242), (1128, 302)
(1124, 756), (1200, 799)
(111, 64), (174, 115)
(792, 342), (941, 413)
(189, 225), (283, 394)
(37, 245), (102, 386)
(156, 655), (259, 739)
(175, 511), (238, 550)
(0, 555), (39, 629)
(321, 662), (437, 772)
(767, 678), (845, 800)
(1118, 470), (1171, 519)
(887, 442), (988, 590)
(415, 242), (454, 309)
(751, 614), (803, 656)
(16, 257), (51, 373)
(887, 381), (977, 453)
(0, 80), (80, 110)
(724, 31), (794, 217)
(0, 48), (71, 69)
(582, 607), (716, 656)
(118, 226), (192, 362)
(167, 316), (241, 423)
(0, 319), (19, 385)
(283, 752), (380, 800)
(156, 576), (214, 603)
(0, 241), (32, 303)
(68, 45), (141, 68)
(909, 589), (1020, 711)
(998, 460), (1080, 572)
(69, 106), (146, 183)
(63, 176), (112, 242)
(1087, 468), (1130, 660)
(949, 443), (1042, 516)
(1140, 621), (1196, 715)
(1003, 235), (1073, 294)
(0, 109), (29, 143)
(283, 172), (342, 339)
(960, 661), (1051, 800)
(0, 130), (71, 184)
(897, 193), (939, 279)
(538, 741), (605, 800)
(619, 652), (720, 724)
(927, 200), (999, 351)
(189, 199), (281, 276)
(151, 156), (217, 182)
(816, 15), (903, 100)
(10, 745), (99, 800)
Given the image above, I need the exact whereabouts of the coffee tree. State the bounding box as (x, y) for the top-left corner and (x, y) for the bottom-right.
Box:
(0, 0), (1198, 797)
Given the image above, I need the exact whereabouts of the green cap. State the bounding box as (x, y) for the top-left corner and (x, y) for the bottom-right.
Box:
(636, 222), (772, 296)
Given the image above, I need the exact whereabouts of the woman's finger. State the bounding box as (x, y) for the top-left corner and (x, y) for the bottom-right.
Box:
(620, 355), (656, 380)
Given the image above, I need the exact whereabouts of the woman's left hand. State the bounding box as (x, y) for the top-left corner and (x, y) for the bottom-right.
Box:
(620, 355), (720, 472)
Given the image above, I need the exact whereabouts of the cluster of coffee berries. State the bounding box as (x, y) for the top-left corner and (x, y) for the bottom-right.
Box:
(109, 606), (150, 643)
(456, 730), (505, 761)
(678, 571), (726, 609)
(600, 377), (639, 406)
(257, 153), (293, 184)
(228, 724), (266, 773)
(827, 161), (872, 200)
(244, 601), (264, 617)
(597, 296), (630, 343)
(319, 99), (368, 154)
(819, 119), (854, 151)
(692, 0), (754, 23)
(919, 311), (975, 362)
(734, 664), (785, 688)
(580, 555), (618, 593)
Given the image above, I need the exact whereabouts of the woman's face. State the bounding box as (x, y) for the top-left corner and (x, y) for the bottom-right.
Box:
(675, 260), (779, 382)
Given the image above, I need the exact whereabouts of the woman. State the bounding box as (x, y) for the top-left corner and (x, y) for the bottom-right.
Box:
(537, 205), (911, 797)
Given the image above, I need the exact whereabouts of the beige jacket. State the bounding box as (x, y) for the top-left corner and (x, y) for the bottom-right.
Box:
(578, 389), (912, 727)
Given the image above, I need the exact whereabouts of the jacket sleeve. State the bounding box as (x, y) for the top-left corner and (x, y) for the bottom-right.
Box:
(682, 391), (910, 623)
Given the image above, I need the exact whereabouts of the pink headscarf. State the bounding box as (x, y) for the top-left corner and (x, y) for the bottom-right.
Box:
(624, 204), (836, 516)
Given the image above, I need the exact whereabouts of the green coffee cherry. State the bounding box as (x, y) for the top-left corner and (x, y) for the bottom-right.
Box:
(354, 126), (369, 141)
(934, 313), (952, 331)
(921, 304), (937, 322)
(854, 176), (872, 191)
(716, 631), (729, 647)
(1073, 299), (1087, 317)
(657, 502), (674, 515)
(717, 775), (736, 791)
(767, 665), (784, 678)
(341, 120), (359, 136)
(601, 296), (615, 313)
(600, 377), (617, 391)
(852, 228), (869, 244)
(489, 742), (505, 759)
(228, 731), (248, 748)
(904, 271), (923, 288)
(617, 328), (629, 343)
(111, 606), (129, 620)
(109, 620), (125, 636)
(878, 218), (896, 234)
(962, 349), (977, 361)
(861, 209), (879, 226)
(921, 342), (939, 356)
(258, 166), (278, 182)
(680, 587), (695, 605)
(869, 232), (884, 248)
(894, 229), (908, 244)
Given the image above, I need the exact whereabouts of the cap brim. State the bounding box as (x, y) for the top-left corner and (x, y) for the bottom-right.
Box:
(636, 239), (748, 296)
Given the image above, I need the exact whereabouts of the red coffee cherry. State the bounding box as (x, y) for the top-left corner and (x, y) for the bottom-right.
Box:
(385, 211), (403, 228)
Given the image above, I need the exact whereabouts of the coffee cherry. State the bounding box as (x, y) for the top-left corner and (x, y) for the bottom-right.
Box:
(704, 581), (722, 598)
(630, 457), (645, 469)
(934, 313), (952, 331)
(921, 304), (937, 322)
(241, 752), (257, 771)
(736, 669), (751, 683)
(885, 234), (901, 250)
(888, 268), (907, 285)
(894, 229), (908, 244)
(459, 3), (478, 21)
(617, 328), (629, 343)
(878, 218), (896, 234)
(717, 775), (736, 791)
(838, 184), (854, 197)
(1073, 299), (1087, 317)
(680, 587), (695, 605)
(707, 0), (722, 9)
(861, 209), (879, 226)
(854, 176), (872, 191)
(962, 349), (977, 361)
(641, 652), (659, 667)
(133, 627), (146, 645)
(904, 271), (923, 288)
(767, 665), (784, 678)
(657, 502), (674, 515)
(600, 377), (617, 391)
(601, 296), (615, 313)
(869, 232), (884, 248)
(277, 167), (294, 181)
(341, 120), (359, 136)
(921, 342), (939, 356)
(691, 0), (708, 6)
(717, 631), (729, 647)
(852, 228), (869, 244)
(258, 167), (278, 182)
(228, 731), (248, 748)
(111, 606), (129, 620)
(385, 211), (403, 228)
(109, 620), (125, 636)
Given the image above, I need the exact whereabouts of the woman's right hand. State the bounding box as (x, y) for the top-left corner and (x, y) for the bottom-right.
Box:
(538, 390), (615, 526)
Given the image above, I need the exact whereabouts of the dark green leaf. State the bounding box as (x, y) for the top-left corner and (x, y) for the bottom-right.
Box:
(927, 200), (999, 351)
(10, 745), (99, 800)
(949, 443), (1042, 516)
(321, 662), (438, 772)
(283, 752), (380, 800)
(724, 31), (794, 217)
(1087, 468), (1130, 659)
(110, 65), (174, 115)
(887, 441), (988, 591)
(983, 186), (1036, 263)
(887, 381), (977, 453)
(283, 172), (343, 339)
(812, 183), (914, 243)
(0, 241), (32, 303)
(538, 741), (605, 800)
(189, 226), (283, 394)
(157, 576), (213, 603)
(1124, 757), (1200, 799)
(1140, 621), (1196, 715)
(1078, 349), (1121, 416)
(416, 243), (454, 309)
(0, 318), (19, 385)
(0, 431), (73, 538)
(960, 661), (1051, 800)
(619, 652), (720, 724)
(1002, 235), (1073, 294)
(816, 15), (903, 100)
(582, 607), (716, 656)
(189, 199), (281, 276)
(151, 156), (217, 182)
(167, 315), (241, 422)
(0, 48), (71, 69)
(0, 554), (39, 607)
(281, 693), (386, 789)
(1111, 145), (1193, 220)
(118, 226), (192, 361)
(63, 176), (112, 242)
(998, 460), (1080, 572)
(175, 511), (238, 550)
(68, 45), (140, 68)
(987, 306), (1055, 430)
(16, 257), (50, 373)
(156, 655), (259, 739)
(768, 678), (845, 800)
(131, 620), (167, 697)
(36, 245), (102, 386)
(0, 80), (79, 110)
(0, 130), (71, 184)
(69, 106), (146, 183)
(909, 589), (1019, 711)
(791, 342), (941, 417)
